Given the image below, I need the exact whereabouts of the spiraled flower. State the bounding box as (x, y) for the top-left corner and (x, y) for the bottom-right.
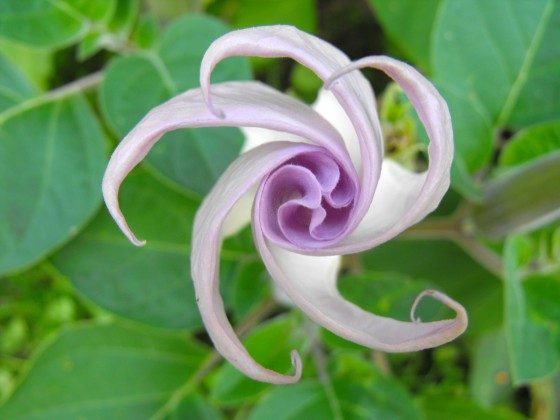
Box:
(102, 26), (467, 384)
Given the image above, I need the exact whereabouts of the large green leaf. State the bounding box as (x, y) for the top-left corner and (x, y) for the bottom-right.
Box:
(248, 380), (332, 420)
(338, 272), (436, 321)
(211, 315), (305, 405)
(432, 0), (560, 188)
(332, 353), (421, 419)
(499, 121), (560, 167)
(419, 394), (524, 420)
(0, 52), (36, 112)
(469, 330), (513, 407)
(0, 0), (115, 49)
(0, 322), (208, 419)
(52, 168), (203, 330)
(524, 272), (560, 350)
(360, 239), (503, 336)
(0, 95), (106, 275)
(100, 14), (251, 196)
(503, 235), (558, 384)
(230, 259), (271, 322)
(368, 0), (440, 71)
(169, 393), (224, 420)
(249, 352), (421, 420)
(52, 167), (256, 329)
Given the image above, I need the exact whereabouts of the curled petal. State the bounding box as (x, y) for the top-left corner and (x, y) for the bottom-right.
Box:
(252, 230), (468, 352)
(324, 56), (454, 254)
(200, 26), (384, 230)
(102, 81), (353, 245)
(194, 141), (320, 383)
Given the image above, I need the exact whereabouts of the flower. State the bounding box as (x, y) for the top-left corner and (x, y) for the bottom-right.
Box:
(102, 25), (468, 384)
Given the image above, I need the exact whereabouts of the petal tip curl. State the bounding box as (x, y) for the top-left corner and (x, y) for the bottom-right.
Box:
(101, 172), (146, 248)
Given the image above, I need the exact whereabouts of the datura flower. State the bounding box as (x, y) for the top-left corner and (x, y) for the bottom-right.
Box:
(102, 26), (468, 384)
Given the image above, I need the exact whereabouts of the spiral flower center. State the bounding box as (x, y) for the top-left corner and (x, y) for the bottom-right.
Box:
(259, 149), (356, 248)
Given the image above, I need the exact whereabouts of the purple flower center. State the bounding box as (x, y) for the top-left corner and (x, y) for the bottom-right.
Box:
(259, 148), (356, 248)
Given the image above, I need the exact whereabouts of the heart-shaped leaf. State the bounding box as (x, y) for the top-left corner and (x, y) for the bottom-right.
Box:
(0, 94), (106, 275)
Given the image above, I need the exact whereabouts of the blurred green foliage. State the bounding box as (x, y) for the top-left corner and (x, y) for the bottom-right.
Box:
(1, 0), (559, 418)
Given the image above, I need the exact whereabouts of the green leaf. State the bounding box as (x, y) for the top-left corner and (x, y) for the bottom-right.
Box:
(419, 394), (524, 420)
(450, 152), (484, 202)
(230, 259), (271, 321)
(0, 322), (208, 419)
(432, 0), (560, 187)
(0, 0), (115, 49)
(77, 31), (106, 61)
(469, 330), (513, 407)
(368, 0), (440, 71)
(133, 13), (160, 49)
(249, 352), (421, 419)
(360, 239), (503, 336)
(472, 152), (560, 238)
(233, 0), (316, 33)
(52, 168), (203, 330)
(332, 353), (421, 419)
(211, 315), (305, 405)
(503, 235), (558, 384)
(524, 272), (560, 349)
(77, 0), (139, 60)
(60, 0), (115, 22)
(338, 272), (435, 321)
(248, 380), (332, 420)
(0, 52), (36, 112)
(106, 0), (138, 35)
(499, 121), (560, 167)
(168, 393), (224, 420)
(0, 40), (53, 90)
(100, 14), (251, 196)
(0, 95), (106, 275)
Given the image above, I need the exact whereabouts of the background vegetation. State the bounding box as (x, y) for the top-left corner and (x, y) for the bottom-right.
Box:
(0, 0), (559, 418)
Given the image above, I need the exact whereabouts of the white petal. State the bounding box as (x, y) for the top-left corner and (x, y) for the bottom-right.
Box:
(221, 186), (255, 237)
(271, 253), (342, 307)
(354, 159), (426, 238)
(313, 89), (362, 172)
(241, 126), (307, 154)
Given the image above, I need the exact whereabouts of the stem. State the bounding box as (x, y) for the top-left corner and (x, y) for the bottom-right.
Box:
(0, 71), (103, 123)
(310, 335), (343, 420)
(372, 351), (391, 376)
(45, 71), (103, 100)
(151, 298), (279, 420)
